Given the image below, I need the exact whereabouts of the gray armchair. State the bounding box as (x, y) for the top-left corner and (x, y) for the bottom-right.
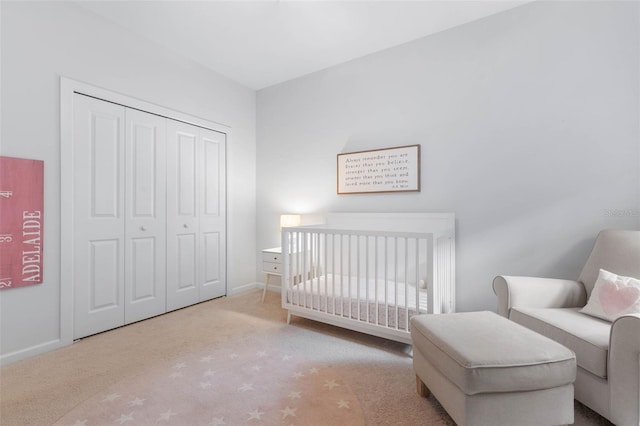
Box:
(493, 230), (640, 425)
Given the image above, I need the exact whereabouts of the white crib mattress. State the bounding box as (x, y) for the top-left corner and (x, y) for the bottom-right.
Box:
(286, 273), (428, 329)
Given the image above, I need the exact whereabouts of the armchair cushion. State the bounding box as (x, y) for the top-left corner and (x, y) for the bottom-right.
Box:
(510, 307), (610, 379)
(580, 268), (640, 322)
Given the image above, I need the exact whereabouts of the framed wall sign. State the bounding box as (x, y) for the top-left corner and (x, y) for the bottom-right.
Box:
(337, 144), (420, 194)
(0, 156), (44, 290)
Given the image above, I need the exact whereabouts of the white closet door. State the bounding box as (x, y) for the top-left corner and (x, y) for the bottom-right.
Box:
(73, 95), (126, 339)
(166, 121), (226, 310)
(199, 129), (226, 300)
(70, 89), (226, 337)
(124, 109), (167, 324)
(166, 121), (200, 310)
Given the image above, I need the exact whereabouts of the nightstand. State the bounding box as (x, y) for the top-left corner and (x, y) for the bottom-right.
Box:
(261, 247), (282, 302)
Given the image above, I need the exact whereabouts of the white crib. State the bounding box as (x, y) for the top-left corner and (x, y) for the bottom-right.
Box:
(281, 213), (455, 344)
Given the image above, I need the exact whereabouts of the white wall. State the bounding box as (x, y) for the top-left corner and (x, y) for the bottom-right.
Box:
(0, 1), (257, 363)
(256, 1), (640, 312)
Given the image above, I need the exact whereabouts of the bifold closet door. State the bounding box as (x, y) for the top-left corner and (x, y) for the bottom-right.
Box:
(73, 95), (126, 339)
(198, 128), (226, 301)
(73, 96), (168, 339)
(166, 121), (226, 311)
(200, 129), (227, 301)
(72, 91), (226, 338)
(124, 109), (167, 324)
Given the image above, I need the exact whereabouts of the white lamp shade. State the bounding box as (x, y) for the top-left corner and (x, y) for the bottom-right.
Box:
(280, 214), (301, 229)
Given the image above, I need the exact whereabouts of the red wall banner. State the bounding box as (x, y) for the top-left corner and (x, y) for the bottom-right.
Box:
(0, 156), (44, 289)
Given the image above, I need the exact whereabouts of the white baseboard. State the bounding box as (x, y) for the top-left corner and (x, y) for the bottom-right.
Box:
(266, 283), (281, 293)
(228, 282), (260, 296)
(227, 282), (281, 296)
(0, 338), (65, 366)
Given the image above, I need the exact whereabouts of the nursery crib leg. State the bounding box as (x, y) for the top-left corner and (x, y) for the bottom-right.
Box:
(416, 376), (431, 398)
(287, 311), (291, 324)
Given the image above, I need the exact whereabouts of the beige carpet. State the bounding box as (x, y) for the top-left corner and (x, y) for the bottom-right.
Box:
(54, 334), (366, 425)
(1, 289), (612, 425)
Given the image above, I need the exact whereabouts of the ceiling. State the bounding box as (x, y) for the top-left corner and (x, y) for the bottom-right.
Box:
(77, 1), (532, 90)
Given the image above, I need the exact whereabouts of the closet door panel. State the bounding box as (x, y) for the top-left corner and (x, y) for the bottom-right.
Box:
(89, 239), (121, 310)
(178, 138), (197, 216)
(177, 234), (197, 288)
(132, 127), (156, 216)
(130, 237), (156, 298)
(91, 116), (120, 217)
(203, 136), (221, 216)
(166, 120), (200, 311)
(199, 130), (226, 300)
(124, 109), (167, 324)
(202, 231), (221, 285)
(73, 95), (126, 339)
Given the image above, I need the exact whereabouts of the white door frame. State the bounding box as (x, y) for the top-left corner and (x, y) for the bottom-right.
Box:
(60, 76), (230, 346)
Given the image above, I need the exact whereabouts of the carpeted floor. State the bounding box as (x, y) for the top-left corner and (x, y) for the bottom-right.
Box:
(54, 331), (368, 425)
(1, 289), (613, 425)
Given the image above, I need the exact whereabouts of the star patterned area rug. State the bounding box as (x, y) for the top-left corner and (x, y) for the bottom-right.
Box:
(54, 338), (365, 426)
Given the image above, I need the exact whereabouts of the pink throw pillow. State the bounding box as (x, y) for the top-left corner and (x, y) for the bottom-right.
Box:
(580, 269), (640, 322)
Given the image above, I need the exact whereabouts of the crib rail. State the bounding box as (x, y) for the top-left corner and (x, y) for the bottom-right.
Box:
(281, 226), (455, 343)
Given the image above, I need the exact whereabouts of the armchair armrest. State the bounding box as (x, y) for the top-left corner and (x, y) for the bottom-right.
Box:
(608, 313), (640, 426)
(492, 275), (587, 317)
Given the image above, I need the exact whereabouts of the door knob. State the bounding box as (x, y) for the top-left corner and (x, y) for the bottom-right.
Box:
(183, 224), (188, 229)
(140, 226), (146, 231)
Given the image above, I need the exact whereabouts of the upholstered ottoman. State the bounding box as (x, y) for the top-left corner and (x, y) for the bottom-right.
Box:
(411, 311), (576, 426)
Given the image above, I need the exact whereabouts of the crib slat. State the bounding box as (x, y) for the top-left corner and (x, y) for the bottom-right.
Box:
(394, 236), (399, 330)
(365, 236), (370, 324)
(294, 231), (298, 307)
(405, 237), (409, 332)
(314, 231), (318, 311)
(314, 231), (319, 311)
(356, 235), (360, 322)
(438, 238), (444, 314)
(304, 232), (309, 309)
(375, 236), (379, 326)
(348, 234), (352, 320)
(296, 232), (306, 306)
(323, 232), (327, 313)
(426, 234), (435, 314)
(385, 236), (389, 328)
(340, 234), (345, 318)
(308, 232), (312, 309)
(415, 237), (420, 316)
(333, 233), (337, 316)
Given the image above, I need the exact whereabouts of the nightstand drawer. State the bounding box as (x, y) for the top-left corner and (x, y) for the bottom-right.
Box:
(262, 252), (283, 264)
(262, 261), (282, 274)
